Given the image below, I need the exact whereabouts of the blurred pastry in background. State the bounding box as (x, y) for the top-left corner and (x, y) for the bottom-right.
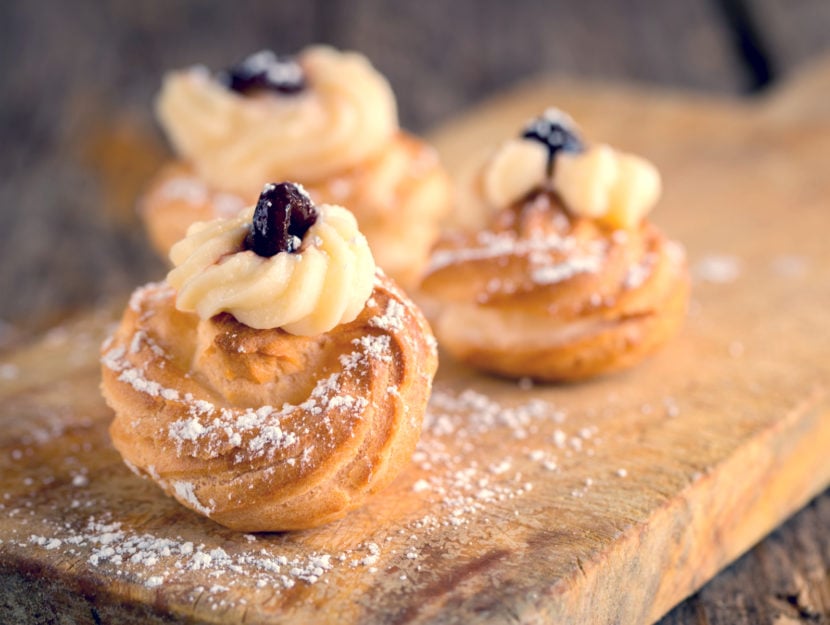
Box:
(419, 108), (689, 382)
(141, 46), (451, 288)
(103, 182), (438, 531)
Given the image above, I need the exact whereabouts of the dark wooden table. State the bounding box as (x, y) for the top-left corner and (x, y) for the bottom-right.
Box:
(1, 2), (828, 623)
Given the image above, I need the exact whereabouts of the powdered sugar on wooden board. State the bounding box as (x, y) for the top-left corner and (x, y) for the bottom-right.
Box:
(26, 517), (347, 590)
(693, 253), (742, 284)
(1, 350), (663, 614)
(1, 316), (644, 608)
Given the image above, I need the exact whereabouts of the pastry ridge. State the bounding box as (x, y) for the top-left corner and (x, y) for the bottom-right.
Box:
(420, 193), (689, 381)
(101, 272), (437, 531)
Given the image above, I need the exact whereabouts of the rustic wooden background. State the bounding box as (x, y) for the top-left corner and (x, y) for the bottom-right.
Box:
(0, 1), (828, 623)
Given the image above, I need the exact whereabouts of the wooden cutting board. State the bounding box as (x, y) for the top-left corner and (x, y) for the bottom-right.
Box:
(2, 60), (830, 625)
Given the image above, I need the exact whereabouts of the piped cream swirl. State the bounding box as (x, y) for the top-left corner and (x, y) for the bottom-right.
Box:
(554, 145), (661, 229)
(167, 203), (375, 335)
(157, 46), (398, 194)
(467, 110), (662, 229)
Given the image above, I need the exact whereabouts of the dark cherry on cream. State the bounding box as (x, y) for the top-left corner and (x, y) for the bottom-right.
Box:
(219, 50), (305, 95)
(245, 183), (318, 257)
(522, 110), (584, 174)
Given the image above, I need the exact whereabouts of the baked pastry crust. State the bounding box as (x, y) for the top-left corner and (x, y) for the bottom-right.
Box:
(141, 131), (450, 288)
(419, 193), (688, 381)
(101, 272), (437, 531)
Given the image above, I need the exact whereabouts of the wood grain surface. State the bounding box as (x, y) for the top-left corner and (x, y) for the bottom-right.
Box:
(2, 57), (830, 624)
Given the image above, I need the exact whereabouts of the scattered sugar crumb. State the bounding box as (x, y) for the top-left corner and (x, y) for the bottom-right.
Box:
(770, 254), (807, 278)
(490, 459), (512, 475)
(23, 515), (382, 593)
(693, 254), (742, 284)
(531, 255), (602, 285)
(172, 481), (213, 516)
(624, 253), (656, 290)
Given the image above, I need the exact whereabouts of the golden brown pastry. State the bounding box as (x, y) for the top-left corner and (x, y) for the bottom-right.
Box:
(141, 47), (451, 288)
(419, 109), (689, 381)
(102, 183), (438, 531)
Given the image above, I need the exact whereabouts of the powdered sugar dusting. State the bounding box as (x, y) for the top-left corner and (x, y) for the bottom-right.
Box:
(624, 252), (657, 290)
(128, 282), (175, 313)
(99, 288), (397, 462)
(368, 298), (406, 333)
(530, 254), (602, 285)
(23, 516), (373, 592)
(770, 254), (808, 278)
(693, 254), (742, 284)
(351, 334), (393, 364)
(168, 417), (206, 443)
(0, 363), (19, 380)
(429, 229), (607, 289)
(117, 368), (180, 401)
(172, 481), (213, 516)
(429, 230), (575, 273)
(397, 386), (591, 528)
